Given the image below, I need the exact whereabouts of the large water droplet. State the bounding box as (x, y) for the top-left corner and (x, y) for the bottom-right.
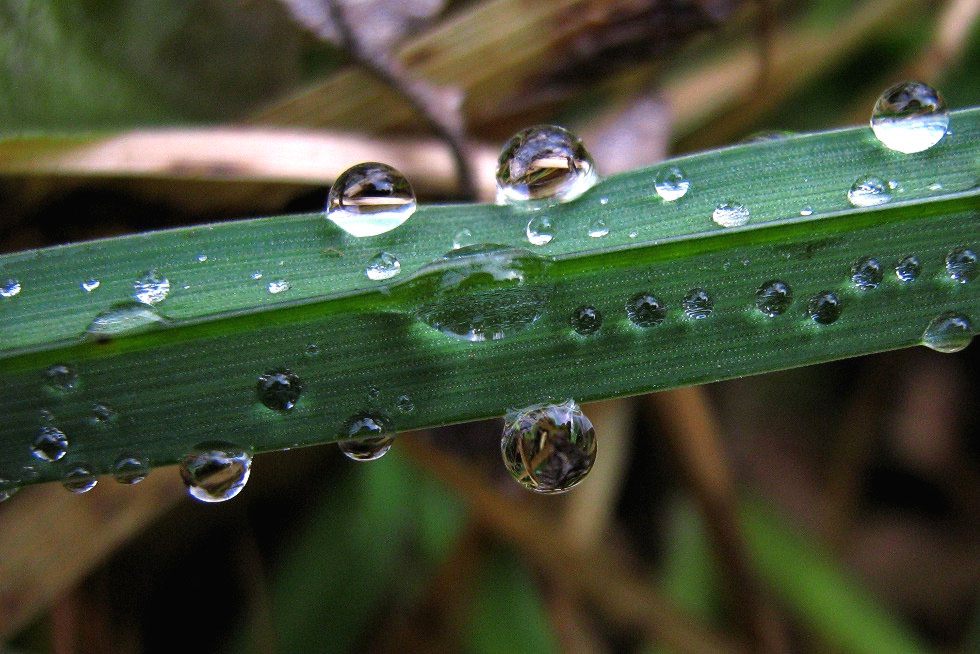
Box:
(847, 176), (890, 207)
(81, 279), (101, 293)
(257, 368), (303, 411)
(133, 269), (170, 305)
(570, 305), (602, 335)
(588, 217), (609, 238)
(338, 412), (395, 461)
(31, 426), (68, 462)
(0, 279), (22, 298)
(409, 245), (552, 342)
(895, 255), (921, 282)
(87, 302), (168, 338)
(495, 125), (598, 206)
(326, 162), (417, 237)
(945, 247), (976, 283)
(63, 465), (97, 494)
(712, 202), (750, 228)
(654, 166), (690, 201)
(922, 312), (973, 353)
(113, 453), (149, 485)
(755, 280), (792, 317)
(871, 81), (949, 154)
(366, 251), (401, 281)
(501, 400), (596, 494)
(851, 257), (883, 290)
(452, 228), (474, 250)
(267, 279), (290, 294)
(626, 292), (666, 327)
(44, 364), (78, 392)
(682, 288), (714, 319)
(807, 291), (842, 325)
(180, 443), (252, 503)
(526, 215), (555, 246)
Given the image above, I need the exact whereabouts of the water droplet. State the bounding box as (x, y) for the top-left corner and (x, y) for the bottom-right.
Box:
(626, 292), (666, 327)
(267, 279), (290, 294)
(133, 269), (170, 305)
(112, 453), (149, 485)
(570, 305), (602, 335)
(945, 247), (976, 283)
(338, 412), (394, 461)
(366, 251), (401, 281)
(847, 176), (891, 207)
(495, 125), (598, 206)
(81, 279), (101, 292)
(922, 312), (973, 353)
(800, 205), (814, 216)
(682, 289), (714, 319)
(712, 202), (750, 228)
(807, 291), (842, 325)
(196, 253), (208, 263)
(31, 426), (68, 462)
(368, 386), (381, 400)
(628, 229), (638, 239)
(755, 280), (793, 317)
(251, 271), (264, 280)
(44, 364), (78, 392)
(654, 166), (690, 201)
(887, 179), (902, 192)
(871, 81), (949, 153)
(411, 245), (552, 342)
(92, 403), (116, 423)
(895, 255), (921, 282)
(396, 395), (414, 413)
(63, 465), (97, 494)
(257, 368), (303, 411)
(180, 443), (252, 503)
(305, 343), (321, 357)
(588, 218), (609, 238)
(326, 162), (417, 237)
(599, 196), (609, 205)
(928, 182), (943, 192)
(452, 228), (474, 250)
(501, 399), (596, 494)
(0, 279), (22, 298)
(526, 215), (555, 246)
(87, 302), (168, 338)
(851, 257), (883, 290)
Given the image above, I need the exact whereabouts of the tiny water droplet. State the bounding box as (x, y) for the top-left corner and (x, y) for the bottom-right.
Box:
(847, 176), (891, 207)
(570, 305), (602, 335)
(0, 279), (22, 298)
(895, 255), (921, 282)
(133, 269), (170, 305)
(196, 253), (208, 263)
(626, 292), (666, 327)
(588, 218), (609, 238)
(180, 443), (252, 503)
(338, 412), (394, 461)
(928, 182), (943, 191)
(396, 395), (414, 413)
(526, 215), (555, 246)
(44, 364), (78, 392)
(755, 280), (793, 317)
(326, 162), (417, 237)
(251, 271), (263, 280)
(31, 426), (68, 462)
(81, 279), (101, 293)
(871, 81), (949, 153)
(807, 291), (842, 325)
(851, 257), (883, 290)
(800, 205), (814, 216)
(712, 202), (750, 228)
(495, 125), (598, 206)
(63, 465), (97, 494)
(267, 279), (290, 294)
(922, 312), (973, 353)
(599, 196), (609, 205)
(92, 403), (116, 423)
(366, 251), (401, 280)
(501, 399), (596, 494)
(257, 368), (303, 411)
(682, 289), (713, 319)
(654, 166), (690, 201)
(452, 228), (474, 250)
(112, 453), (149, 485)
(305, 343), (321, 357)
(945, 247), (976, 283)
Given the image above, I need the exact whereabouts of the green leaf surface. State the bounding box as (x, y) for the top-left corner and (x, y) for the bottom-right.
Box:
(0, 110), (977, 486)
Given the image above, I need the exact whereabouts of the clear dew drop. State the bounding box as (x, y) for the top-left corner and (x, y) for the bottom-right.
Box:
(112, 453), (149, 485)
(871, 81), (949, 154)
(922, 312), (973, 353)
(365, 251), (401, 281)
(63, 465), (97, 494)
(807, 291), (842, 325)
(251, 271), (264, 280)
(91, 403), (115, 425)
(179, 443), (252, 503)
(305, 343), (321, 357)
(326, 162), (417, 237)
(44, 364), (78, 392)
(501, 399), (597, 494)
(626, 292), (666, 327)
(133, 269), (170, 305)
(338, 412), (395, 462)
(31, 426), (68, 462)
(851, 257), (884, 290)
(682, 288), (714, 319)
(267, 279), (290, 294)
(396, 395), (414, 413)
(452, 228), (474, 250)
(712, 202), (750, 228)
(800, 205), (814, 217)
(256, 368), (303, 411)
(847, 176), (891, 207)
(570, 305), (602, 335)
(628, 229), (638, 239)
(87, 302), (168, 338)
(588, 217), (609, 238)
(81, 279), (101, 292)
(654, 166), (690, 201)
(945, 247), (976, 283)
(526, 215), (555, 246)
(196, 253), (208, 263)
(928, 182), (943, 192)
(599, 196), (609, 205)
(895, 255), (921, 282)
(755, 280), (793, 317)
(495, 125), (598, 206)
(0, 279), (22, 298)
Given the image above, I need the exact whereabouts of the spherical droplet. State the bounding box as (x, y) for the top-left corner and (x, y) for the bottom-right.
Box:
(257, 368), (303, 411)
(526, 215), (555, 246)
(755, 280), (793, 317)
(326, 162), (417, 237)
(945, 247), (976, 283)
(588, 218), (609, 238)
(712, 202), (750, 228)
(179, 443), (252, 503)
(495, 125), (598, 206)
(895, 255), (921, 282)
(81, 279), (101, 293)
(922, 312), (973, 353)
(31, 426), (68, 462)
(365, 251), (401, 281)
(63, 465), (97, 494)
(654, 166), (690, 201)
(133, 269), (170, 305)
(304, 343), (321, 357)
(847, 176), (891, 207)
(0, 279), (22, 298)
(396, 395), (414, 413)
(851, 257), (883, 290)
(807, 291), (842, 325)
(570, 305), (602, 335)
(113, 453), (149, 485)
(44, 364), (78, 392)
(452, 228), (474, 250)
(267, 279), (290, 294)
(871, 81), (949, 154)
(501, 400), (596, 494)
(682, 288), (714, 319)
(338, 412), (395, 462)
(626, 292), (666, 327)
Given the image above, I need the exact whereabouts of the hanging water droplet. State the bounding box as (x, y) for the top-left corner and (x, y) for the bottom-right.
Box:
(851, 257), (883, 290)
(396, 395), (414, 413)
(588, 217), (609, 238)
(196, 253), (208, 263)
(63, 465), (97, 494)
(338, 412), (395, 461)
(326, 162), (417, 237)
(847, 176), (891, 207)
(755, 280), (793, 317)
(81, 279), (101, 293)
(871, 81), (949, 153)
(112, 453), (149, 485)
(179, 443), (252, 503)
(31, 426), (68, 462)
(87, 302), (168, 339)
(526, 215), (555, 246)
(922, 312), (973, 353)
(628, 229), (638, 239)
(257, 368), (303, 411)
(654, 166), (690, 201)
(895, 255), (921, 282)
(365, 251), (401, 281)
(800, 205), (814, 217)
(682, 289), (714, 319)
(712, 202), (750, 228)
(44, 364), (78, 392)
(570, 305), (602, 335)
(626, 292), (666, 327)
(501, 399), (596, 494)
(452, 228), (474, 250)
(267, 279), (290, 294)
(807, 291), (842, 325)
(133, 269), (170, 305)
(945, 247), (976, 283)
(495, 125), (598, 206)
(0, 279), (22, 298)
